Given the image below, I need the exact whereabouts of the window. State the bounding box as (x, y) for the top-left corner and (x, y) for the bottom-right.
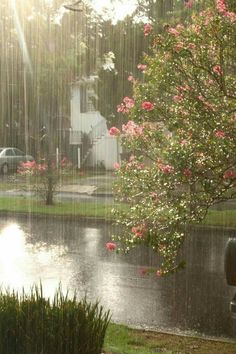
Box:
(5, 149), (15, 156)
(13, 149), (24, 156)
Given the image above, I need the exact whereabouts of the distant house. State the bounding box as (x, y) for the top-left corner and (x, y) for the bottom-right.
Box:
(69, 76), (120, 170)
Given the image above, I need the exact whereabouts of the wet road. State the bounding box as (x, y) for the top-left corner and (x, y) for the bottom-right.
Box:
(0, 216), (235, 340)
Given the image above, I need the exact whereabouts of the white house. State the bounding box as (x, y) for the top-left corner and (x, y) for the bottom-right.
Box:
(69, 76), (120, 170)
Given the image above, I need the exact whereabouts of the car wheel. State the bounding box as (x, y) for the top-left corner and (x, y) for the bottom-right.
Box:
(2, 163), (9, 175)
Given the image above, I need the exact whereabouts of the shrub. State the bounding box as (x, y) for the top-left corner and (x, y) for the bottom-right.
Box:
(0, 285), (110, 354)
(18, 157), (73, 205)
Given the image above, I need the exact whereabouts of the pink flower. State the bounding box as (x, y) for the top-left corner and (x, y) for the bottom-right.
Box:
(131, 224), (147, 238)
(223, 170), (236, 180)
(183, 168), (192, 177)
(117, 96), (135, 114)
(109, 126), (120, 136)
(144, 23), (152, 36)
(159, 164), (174, 174)
(122, 120), (144, 137)
(176, 24), (185, 31)
(215, 130), (225, 138)
(114, 162), (120, 170)
(156, 270), (162, 277)
(141, 101), (154, 111)
(206, 79), (214, 86)
(128, 75), (134, 82)
(123, 96), (135, 109)
(173, 95), (183, 102)
(213, 65), (223, 75)
(106, 242), (117, 251)
(180, 139), (188, 145)
(216, 0), (227, 14)
(137, 63), (147, 72)
(167, 27), (180, 36)
(188, 43), (196, 50)
(117, 103), (126, 113)
(185, 0), (193, 8)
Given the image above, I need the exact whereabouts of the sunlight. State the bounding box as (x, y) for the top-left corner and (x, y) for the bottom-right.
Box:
(9, 0), (33, 74)
(91, 0), (138, 22)
(0, 223), (28, 286)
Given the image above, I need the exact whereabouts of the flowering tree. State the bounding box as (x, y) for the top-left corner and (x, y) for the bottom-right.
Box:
(18, 158), (72, 205)
(107, 0), (236, 276)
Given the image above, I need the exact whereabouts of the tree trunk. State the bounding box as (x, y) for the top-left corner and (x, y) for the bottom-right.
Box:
(46, 159), (54, 205)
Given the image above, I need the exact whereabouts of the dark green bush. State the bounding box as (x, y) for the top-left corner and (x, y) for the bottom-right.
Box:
(0, 285), (111, 354)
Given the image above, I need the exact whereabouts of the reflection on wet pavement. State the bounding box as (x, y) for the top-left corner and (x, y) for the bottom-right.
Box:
(0, 216), (235, 340)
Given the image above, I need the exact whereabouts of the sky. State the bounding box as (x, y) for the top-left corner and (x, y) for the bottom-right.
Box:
(91, 0), (138, 22)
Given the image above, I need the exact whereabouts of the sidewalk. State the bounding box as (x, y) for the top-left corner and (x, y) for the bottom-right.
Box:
(60, 173), (115, 196)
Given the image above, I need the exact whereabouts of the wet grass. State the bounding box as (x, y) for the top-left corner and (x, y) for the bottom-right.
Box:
(104, 323), (236, 354)
(202, 209), (236, 228)
(0, 196), (125, 219)
(1, 195), (236, 227)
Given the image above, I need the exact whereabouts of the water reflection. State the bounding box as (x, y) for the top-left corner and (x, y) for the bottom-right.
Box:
(0, 217), (235, 340)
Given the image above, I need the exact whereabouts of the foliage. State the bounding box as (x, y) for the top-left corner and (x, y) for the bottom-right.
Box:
(109, 0), (236, 276)
(18, 157), (72, 205)
(0, 284), (110, 354)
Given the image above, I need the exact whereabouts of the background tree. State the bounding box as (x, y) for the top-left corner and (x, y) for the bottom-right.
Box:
(108, 0), (236, 276)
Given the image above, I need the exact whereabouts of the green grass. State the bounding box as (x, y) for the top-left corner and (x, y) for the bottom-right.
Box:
(104, 323), (236, 354)
(0, 196), (127, 219)
(1, 194), (236, 227)
(202, 209), (236, 228)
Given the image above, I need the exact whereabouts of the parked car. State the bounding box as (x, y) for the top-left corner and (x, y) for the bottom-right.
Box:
(0, 147), (34, 175)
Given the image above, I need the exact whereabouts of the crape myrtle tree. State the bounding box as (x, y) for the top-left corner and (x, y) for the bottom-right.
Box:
(106, 0), (236, 276)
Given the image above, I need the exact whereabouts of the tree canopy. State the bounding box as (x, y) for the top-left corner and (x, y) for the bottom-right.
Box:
(108, 0), (236, 276)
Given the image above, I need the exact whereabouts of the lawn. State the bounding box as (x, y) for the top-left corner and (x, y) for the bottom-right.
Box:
(0, 196), (120, 219)
(104, 323), (236, 354)
(1, 195), (236, 228)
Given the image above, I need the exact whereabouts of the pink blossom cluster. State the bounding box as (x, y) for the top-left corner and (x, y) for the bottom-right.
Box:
(213, 65), (223, 75)
(177, 85), (191, 92)
(183, 168), (192, 177)
(18, 160), (47, 175)
(128, 75), (135, 82)
(109, 126), (120, 136)
(173, 94), (184, 102)
(198, 96), (215, 110)
(144, 23), (153, 36)
(141, 101), (154, 111)
(122, 120), (144, 137)
(114, 162), (120, 170)
(214, 130), (225, 138)
(158, 163), (174, 174)
(223, 170), (236, 180)
(117, 96), (135, 114)
(125, 155), (144, 170)
(185, 0), (193, 8)
(131, 224), (147, 238)
(137, 63), (147, 72)
(167, 27), (180, 36)
(216, 0), (236, 22)
(106, 242), (117, 250)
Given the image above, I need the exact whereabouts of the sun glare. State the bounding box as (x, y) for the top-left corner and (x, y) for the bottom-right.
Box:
(91, 0), (138, 22)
